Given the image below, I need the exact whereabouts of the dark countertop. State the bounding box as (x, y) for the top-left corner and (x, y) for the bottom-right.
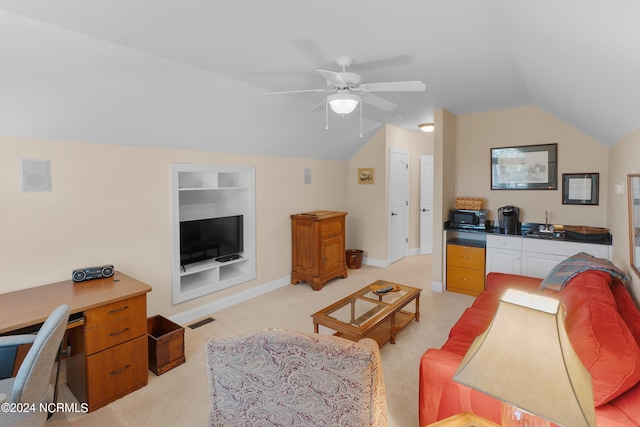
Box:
(445, 222), (612, 245)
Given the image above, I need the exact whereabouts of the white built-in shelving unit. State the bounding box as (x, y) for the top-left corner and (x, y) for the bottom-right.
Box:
(170, 164), (255, 304)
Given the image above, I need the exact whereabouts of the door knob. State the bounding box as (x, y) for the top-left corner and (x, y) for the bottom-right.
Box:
(391, 212), (398, 216)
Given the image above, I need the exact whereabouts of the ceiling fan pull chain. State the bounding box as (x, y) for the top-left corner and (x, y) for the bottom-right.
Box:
(325, 100), (329, 130)
(359, 101), (363, 137)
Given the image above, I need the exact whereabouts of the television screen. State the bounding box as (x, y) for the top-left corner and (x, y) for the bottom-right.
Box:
(179, 215), (243, 266)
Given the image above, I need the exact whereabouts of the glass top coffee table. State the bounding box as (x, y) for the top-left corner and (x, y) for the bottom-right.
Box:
(311, 280), (421, 347)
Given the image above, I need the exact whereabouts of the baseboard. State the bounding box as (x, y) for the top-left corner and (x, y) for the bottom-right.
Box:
(431, 281), (444, 292)
(363, 257), (388, 268)
(169, 276), (291, 326)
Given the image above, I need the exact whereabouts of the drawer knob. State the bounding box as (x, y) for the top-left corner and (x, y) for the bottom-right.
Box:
(108, 305), (129, 314)
(110, 364), (131, 376)
(108, 327), (130, 337)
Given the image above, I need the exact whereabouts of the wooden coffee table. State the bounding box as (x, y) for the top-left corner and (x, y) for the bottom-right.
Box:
(311, 280), (421, 347)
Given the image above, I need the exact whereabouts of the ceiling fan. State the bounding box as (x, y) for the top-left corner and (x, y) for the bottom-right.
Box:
(264, 56), (426, 135)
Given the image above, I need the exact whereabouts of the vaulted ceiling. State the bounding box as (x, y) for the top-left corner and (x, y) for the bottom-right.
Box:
(0, 0), (638, 160)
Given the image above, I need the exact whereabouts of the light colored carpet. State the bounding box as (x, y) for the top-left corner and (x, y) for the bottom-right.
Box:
(46, 255), (474, 427)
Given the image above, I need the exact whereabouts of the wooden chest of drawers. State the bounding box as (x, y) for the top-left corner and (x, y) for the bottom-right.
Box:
(446, 240), (486, 297)
(67, 293), (149, 411)
(291, 211), (348, 291)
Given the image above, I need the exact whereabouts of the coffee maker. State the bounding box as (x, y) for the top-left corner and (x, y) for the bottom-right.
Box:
(498, 205), (520, 235)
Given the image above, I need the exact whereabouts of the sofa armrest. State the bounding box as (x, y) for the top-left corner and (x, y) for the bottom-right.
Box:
(486, 272), (542, 293)
(419, 348), (503, 426)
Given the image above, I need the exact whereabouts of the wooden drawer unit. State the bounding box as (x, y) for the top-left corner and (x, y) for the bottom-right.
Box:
(68, 293), (149, 411)
(84, 310), (147, 355)
(85, 335), (148, 410)
(447, 244), (485, 270)
(291, 211), (348, 291)
(84, 295), (147, 328)
(446, 240), (486, 297)
(447, 266), (485, 295)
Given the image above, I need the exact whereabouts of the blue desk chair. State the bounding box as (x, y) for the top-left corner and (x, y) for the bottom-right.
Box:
(0, 305), (70, 427)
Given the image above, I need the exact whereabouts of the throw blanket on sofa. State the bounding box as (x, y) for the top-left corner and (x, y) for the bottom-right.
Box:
(539, 252), (630, 291)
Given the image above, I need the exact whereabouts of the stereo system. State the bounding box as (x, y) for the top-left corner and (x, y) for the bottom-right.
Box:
(72, 264), (114, 282)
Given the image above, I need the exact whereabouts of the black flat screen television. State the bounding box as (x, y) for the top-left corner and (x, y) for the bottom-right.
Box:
(180, 215), (243, 266)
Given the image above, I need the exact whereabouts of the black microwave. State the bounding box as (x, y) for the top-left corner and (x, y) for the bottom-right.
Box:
(449, 209), (488, 230)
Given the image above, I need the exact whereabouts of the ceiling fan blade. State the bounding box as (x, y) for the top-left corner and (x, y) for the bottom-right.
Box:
(264, 89), (326, 95)
(291, 39), (332, 69)
(361, 93), (398, 111)
(311, 98), (326, 112)
(316, 69), (346, 87)
(359, 81), (426, 92)
(352, 55), (413, 71)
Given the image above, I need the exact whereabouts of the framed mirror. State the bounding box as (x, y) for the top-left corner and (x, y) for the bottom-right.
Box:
(628, 174), (640, 278)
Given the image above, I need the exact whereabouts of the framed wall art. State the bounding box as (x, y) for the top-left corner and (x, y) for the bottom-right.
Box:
(490, 143), (558, 190)
(562, 173), (599, 205)
(358, 168), (375, 184)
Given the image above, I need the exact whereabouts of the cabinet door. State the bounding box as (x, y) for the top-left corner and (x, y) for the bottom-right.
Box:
(320, 219), (345, 274)
(486, 247), (521, 275)
(521, 252), (566, 279)
(292, 220), (317, 274)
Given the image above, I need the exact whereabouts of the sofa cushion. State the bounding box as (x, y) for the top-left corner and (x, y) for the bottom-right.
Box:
(610, 279), (640, 348)
(560, 271), (640, 406)
(442, 307), (494, 357)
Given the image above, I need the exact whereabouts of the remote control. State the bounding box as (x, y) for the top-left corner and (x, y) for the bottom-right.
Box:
(376, 286), (394, 294)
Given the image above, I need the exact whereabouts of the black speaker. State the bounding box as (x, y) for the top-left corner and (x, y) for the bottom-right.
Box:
(72, 265), (114, 282)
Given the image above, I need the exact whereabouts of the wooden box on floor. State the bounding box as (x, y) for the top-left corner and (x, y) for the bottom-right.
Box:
(147, 315), (185, 375)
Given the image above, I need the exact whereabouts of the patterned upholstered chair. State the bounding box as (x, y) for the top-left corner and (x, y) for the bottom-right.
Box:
(205, 329), (387, 427)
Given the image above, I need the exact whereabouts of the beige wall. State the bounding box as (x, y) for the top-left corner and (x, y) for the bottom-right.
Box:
(347, 127), (388, 260)
(1, 138), (347, 317)
(608, 129), (640, 300)
(454, 106), (608, 226)
(347, 125), (433, 263)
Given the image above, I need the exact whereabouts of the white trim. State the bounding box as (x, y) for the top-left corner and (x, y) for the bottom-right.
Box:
(169, 275), (290, 326)
(363, 257), (388, 268)
(431, 281), (444, 292)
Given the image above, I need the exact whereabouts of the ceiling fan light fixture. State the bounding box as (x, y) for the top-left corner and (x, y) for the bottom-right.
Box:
(418, 123), (435, 132)
(327, 94), (360, 115)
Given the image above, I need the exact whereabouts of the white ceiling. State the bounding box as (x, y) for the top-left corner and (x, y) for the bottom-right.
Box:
(0, 0), (639, 160)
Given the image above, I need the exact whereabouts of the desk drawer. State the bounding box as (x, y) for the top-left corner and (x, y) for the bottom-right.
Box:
(447, 244), (485, 270)
(447, 266), (485, 295)
(320, 218), (343, 238)
(84, 311), (147, 355)
(84, 295), (146, 328)
(86, 335), (148, 410)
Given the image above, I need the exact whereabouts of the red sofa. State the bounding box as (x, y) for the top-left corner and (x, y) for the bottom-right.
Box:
(419, 271), (640, 426)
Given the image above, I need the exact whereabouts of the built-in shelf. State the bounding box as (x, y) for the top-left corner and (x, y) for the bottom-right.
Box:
(171, 164), (256, 305)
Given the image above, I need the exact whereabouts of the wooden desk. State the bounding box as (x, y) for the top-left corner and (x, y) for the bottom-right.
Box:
(0, 272), (152, 411)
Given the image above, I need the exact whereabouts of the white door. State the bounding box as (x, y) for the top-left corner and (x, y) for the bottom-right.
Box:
(389, 149), (409, 264)
(420, 155), (434, 254)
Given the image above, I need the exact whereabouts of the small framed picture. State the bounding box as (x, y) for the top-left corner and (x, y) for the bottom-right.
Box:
(358, 168), (375, 184)
(562, 173), (599, 205)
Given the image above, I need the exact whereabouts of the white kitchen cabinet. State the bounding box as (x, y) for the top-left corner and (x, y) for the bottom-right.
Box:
(486, 235), (522, 275)
(521, 238), (611, 278)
